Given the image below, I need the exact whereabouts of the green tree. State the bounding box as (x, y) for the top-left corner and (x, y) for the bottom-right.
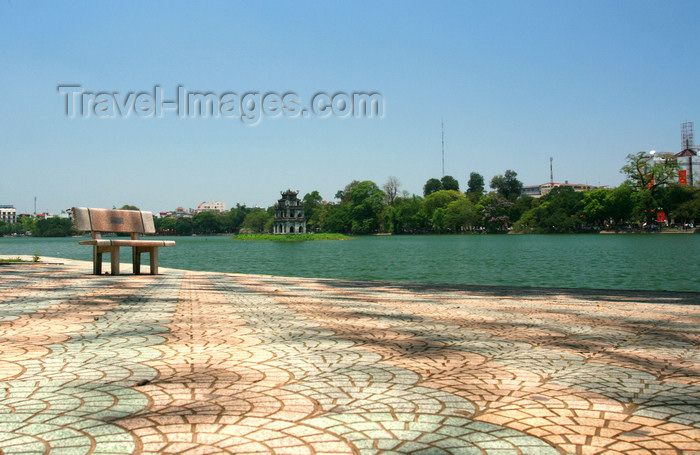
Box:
(192, 211), (224, 234)
(490, 170), (523, 201)
(117, 204), (140, 210)
(155, 216), (177, 233)
(672, 196), (700, 226)
(423, 178), (442, 196)
(347, 180), (385, 234)
(536, 186), (584, 233)
(33, 217), (74, 237)
(302, 191), (324, 231)
(422, 190), (464, 221)
(662, 185), (700, 222)
(444, 198), (479, 232)
(16, 216), (36, 235)
(509, 196), (538, 225)
(466, 172), (485, 200)
(582, 188), (613, 227)
(631, 189), (659, 227)
(431, 207), (446, 233)
(621, 151), (679, 195)
(335, 180), (360, 203)
(512, 208), (539, 233)
(174, 218), (193, 236)
(240, 209), (272, 233)
(224, 204), (251, 233)
(606, 185), (634, 226)
(440, 175), (459, 192)
(389, 195), (426, 234)
(323, 204), (352, 233)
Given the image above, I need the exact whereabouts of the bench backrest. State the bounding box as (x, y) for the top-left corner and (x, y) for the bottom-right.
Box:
(72, 207), (156, 234)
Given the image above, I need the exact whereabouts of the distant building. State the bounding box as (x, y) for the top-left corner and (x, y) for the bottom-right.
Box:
(675, 149), (699, 186)
(0, 205), (17, 224)
(158, 207), (194, 218)
(521, 185), (543, 198)
(521, 182), (600, 198)
(197, 201), (226, 213)
(649, 151), (700, 187)
(273, 190), (306, 234)
(676, 121), (700, 186)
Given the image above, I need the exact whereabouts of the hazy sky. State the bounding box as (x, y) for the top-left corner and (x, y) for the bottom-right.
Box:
(2, 1), (699, 214)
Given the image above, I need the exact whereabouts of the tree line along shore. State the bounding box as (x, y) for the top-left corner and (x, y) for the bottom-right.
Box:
(4, 153), (699, 237)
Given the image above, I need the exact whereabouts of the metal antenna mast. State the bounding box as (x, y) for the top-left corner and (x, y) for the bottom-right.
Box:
(441, 120), (445, 177)
(550, 157), (553, 185)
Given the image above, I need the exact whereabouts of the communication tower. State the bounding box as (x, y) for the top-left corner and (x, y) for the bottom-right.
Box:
(441, 120), (445, 178)
(549, 157), (553, 185)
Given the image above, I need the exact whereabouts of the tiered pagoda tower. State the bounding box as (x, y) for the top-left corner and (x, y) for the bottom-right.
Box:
(273, 190), (306, 234)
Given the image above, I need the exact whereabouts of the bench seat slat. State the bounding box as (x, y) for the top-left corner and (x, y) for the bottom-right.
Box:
(79, 239), (176, 247)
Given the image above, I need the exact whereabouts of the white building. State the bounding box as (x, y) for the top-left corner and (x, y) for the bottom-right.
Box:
(675, 149), (699, 187)
(196, 201), (226, 213)
(649, 151), (700, 187)
(521, 182), (600, 198)
(0, 205), (17, 224)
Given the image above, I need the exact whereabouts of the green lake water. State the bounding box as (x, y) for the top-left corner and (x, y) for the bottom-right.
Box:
(1, 234), (699, 292)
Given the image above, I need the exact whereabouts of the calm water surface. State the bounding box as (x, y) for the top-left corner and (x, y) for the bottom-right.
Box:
(1, 234), (698, 292)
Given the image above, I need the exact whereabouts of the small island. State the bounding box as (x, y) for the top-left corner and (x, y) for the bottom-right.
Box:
(233, 233), (352, 242)
(232, 190), (353, 241)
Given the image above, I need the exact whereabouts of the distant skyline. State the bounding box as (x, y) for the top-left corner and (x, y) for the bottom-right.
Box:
(2, 1), (699, 214)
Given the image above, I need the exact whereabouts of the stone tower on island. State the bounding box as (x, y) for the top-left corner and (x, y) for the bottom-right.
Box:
(273, 190), (306, 234)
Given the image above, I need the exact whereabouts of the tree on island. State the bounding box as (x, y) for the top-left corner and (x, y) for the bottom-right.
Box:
(240, 209), (273, 233)
(346, 180), (385, 234)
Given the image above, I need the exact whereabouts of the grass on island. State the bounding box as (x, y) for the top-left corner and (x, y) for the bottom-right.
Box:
(233, 233), (352, 242)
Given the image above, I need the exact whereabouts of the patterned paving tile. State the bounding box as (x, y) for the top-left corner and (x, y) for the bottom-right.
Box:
(0, 257), (699, 454)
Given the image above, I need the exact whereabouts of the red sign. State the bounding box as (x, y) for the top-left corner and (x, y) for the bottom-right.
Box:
(679, 170), (688, 186)
(657, 212), (666, 223)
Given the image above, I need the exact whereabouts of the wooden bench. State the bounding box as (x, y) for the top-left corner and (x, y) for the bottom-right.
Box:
(72, 207), (175, 275)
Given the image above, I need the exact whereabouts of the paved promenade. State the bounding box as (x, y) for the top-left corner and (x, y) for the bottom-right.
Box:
(1, 257), (699, 454)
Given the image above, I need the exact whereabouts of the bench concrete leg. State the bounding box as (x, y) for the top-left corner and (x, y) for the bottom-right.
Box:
(93, 246), (102, 275)
(133, 248), (141, 275)
(110, 246), (120, 276)
(149, 247), (159, 275)
(94, 246), (120, 275)
(133, 247), (159, 275)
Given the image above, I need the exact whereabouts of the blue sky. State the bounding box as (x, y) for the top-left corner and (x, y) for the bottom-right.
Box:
(2, 1), (699, 214)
